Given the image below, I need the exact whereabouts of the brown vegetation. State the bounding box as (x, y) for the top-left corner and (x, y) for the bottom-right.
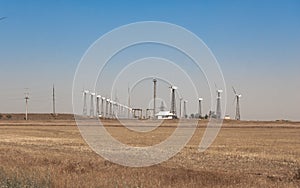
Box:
(0, 116), (299, 187)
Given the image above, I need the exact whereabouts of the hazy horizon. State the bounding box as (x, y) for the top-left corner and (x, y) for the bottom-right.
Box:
(0, 1), (299, 121)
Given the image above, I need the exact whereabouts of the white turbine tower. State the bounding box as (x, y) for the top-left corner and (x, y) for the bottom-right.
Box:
(153, 78), (157, 119)
(179, 97), (183, 119)
(170, 86), (178, 118)
(183, 100), (187, 119)
(101, 97), (105, 118)
(106, 99), (110, 118)
(216, 89), (223, 119)
(90, 92), (95, 117)
(198, 98), (203, 118)
(96, 95), (101, 117)
(232, 87), (242, 120)
(82, 90), (89, 116)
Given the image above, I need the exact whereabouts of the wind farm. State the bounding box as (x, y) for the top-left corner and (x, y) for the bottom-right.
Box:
(0, 78), (299, 187)
(1, 1), (300, 187)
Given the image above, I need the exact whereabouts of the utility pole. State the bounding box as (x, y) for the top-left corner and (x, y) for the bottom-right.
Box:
(52, 84), (56, 116)
(24, 89), (29, 120)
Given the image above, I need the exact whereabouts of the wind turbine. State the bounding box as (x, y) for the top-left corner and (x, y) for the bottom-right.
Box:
(82, 90), (89, 116)
(153, 78), (157, 118)
(214, 83), (223, 119)
(198, 98), (203, 118)
(183, 100), (187, 119)
(216, 89), (223, 119)
(232, 87), (242, 120)
(90, 92), (95, 117)
(96, 95), (101, 116)
(169, 86), (178, 118)
(179, 97), (183, 119)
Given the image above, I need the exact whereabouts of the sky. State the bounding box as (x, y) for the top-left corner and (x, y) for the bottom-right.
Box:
(0, 0), (299, 120)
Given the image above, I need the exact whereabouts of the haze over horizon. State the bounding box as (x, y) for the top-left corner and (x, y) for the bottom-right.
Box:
(0, 1), (299, 121)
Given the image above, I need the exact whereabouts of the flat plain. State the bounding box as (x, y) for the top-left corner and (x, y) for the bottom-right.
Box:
(0, 114), (299, 187)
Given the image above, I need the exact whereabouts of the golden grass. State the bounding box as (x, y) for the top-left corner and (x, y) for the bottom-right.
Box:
(0, 120), (299, 187)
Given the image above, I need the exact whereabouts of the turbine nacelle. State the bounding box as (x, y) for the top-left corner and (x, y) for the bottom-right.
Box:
(170, 86), (178, 90)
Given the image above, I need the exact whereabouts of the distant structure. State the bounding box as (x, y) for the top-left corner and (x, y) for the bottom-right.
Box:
(170, 86), (178, 118)
(232, 87), (242, 120)
(224, 115), (231, 120)
(110, 100), (113, 118)
(198, 98), (203, 118)
(52, 85), (56, 116)
(155, 111), (174, 120)
(179, 97), (183, 119)
(90, 92), (95, 117)
(82, 90), (89, 116)
(101, 97), (105, 117)
(216, 89), (223, 119)
(24, 90), (29, 120)
(105, 99), (110, 118)
(155, 101), (174, 119)
(96, 95), (101, 116)
(160, 101), (166, 111)
(183, 100), (187, 118)
(127, 86), (131, 118)
(153, 79), (157, 119)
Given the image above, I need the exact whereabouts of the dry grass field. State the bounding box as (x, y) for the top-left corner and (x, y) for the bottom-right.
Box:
(0, 114), (299, 187)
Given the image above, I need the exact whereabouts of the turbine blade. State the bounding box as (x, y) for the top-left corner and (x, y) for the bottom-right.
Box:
(232, 86), (237, 95)
(233, 95), (236, 105)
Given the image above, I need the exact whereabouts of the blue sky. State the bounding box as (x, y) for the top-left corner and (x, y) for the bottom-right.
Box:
(0, 0), (299, 120)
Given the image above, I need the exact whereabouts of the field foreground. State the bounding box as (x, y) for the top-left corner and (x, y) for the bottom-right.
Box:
(0, 117), (299, 187)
